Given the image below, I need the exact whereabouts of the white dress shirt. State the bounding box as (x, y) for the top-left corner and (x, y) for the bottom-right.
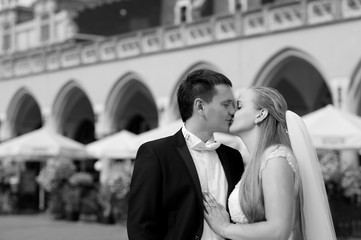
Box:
(182, 126), (228, 240)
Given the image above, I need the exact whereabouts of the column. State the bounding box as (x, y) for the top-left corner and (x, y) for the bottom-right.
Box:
(94, 105), (114, 139)
(48, 0), (56, 43)
(332, 0), (342, 20)
(0, 119), (13, 142)
(330, 77), (349, 110)
(41, 108), (58, 132)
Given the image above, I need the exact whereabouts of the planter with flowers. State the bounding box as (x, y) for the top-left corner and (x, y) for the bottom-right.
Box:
(37, 158), (76, 219)
(67, 172), (100, 222)
(319, 150), (361, 237)
(0, 160), (18, 214)
(108, 171), (131, 224)
(340, 166), (361, 204)
(319, 151), (343, 198)
(320, 151), (361, 204)
(98, 160), (133, 224)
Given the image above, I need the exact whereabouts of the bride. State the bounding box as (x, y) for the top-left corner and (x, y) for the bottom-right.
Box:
(203, 87), (337, 240)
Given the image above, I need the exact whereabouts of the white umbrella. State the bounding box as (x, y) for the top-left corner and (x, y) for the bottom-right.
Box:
(302, 104), (361, 150)
(90, 121), (184, 160)
(0, 127), (88, 159)
(86, 130), (137, 159)
(135, 120), (184, 148)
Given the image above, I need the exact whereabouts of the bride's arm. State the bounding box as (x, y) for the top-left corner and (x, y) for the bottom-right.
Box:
(204, 156), (295, 240)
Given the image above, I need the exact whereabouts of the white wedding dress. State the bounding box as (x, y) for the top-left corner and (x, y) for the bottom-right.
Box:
(227, 111), (337, 240)
(228, 144), (302, 240)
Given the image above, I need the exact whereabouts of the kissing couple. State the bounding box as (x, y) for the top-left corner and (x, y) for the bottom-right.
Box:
(127, 69), (336, 240)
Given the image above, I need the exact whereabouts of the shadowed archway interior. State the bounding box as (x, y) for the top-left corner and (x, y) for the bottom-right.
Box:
(262, 57), (332, 116)
(54, 84), (95, 144)
(106, 77), (158, 134)
(9, 92), (42, 137)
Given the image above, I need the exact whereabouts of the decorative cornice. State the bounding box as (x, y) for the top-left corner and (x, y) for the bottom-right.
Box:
(0, 0), (360, 80)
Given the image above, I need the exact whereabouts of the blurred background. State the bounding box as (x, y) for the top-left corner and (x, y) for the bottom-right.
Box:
(0, 0), (360, 239)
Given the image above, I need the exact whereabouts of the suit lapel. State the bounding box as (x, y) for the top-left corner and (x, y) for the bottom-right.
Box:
(174, 130), (203, 204)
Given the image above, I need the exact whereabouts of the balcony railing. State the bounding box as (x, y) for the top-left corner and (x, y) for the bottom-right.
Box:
(1, 0), (361, 79)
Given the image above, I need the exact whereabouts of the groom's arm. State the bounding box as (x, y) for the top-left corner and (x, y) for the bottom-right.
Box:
(127, 143), (164, 240)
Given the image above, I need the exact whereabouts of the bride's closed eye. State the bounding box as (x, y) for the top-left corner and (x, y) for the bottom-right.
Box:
(236, 100), (242, 110)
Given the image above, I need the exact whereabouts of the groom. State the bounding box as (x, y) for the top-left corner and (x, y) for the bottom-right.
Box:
(127, 69), (244, 240)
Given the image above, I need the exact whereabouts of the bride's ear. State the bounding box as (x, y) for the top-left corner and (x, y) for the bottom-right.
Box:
(255, 109), (268, 125)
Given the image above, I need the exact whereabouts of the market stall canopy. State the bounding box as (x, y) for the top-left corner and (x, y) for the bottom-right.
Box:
(86, 130), (137, 159)
(0, 127), (88, 160)
(302, 104), (361, 150)
(135, 120), (184, 148)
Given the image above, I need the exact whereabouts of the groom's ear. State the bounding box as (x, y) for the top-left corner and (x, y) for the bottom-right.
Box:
(194, 98), (205, 114)
(255, 109), (268, 125)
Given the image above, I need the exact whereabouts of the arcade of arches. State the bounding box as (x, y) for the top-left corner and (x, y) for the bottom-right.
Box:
(4, 57), (334, 145)
(4, 79), (158, 145)
(4, 53), (360, 213)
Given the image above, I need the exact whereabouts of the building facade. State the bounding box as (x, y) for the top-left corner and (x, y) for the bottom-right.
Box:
(0, 0), (360, 145)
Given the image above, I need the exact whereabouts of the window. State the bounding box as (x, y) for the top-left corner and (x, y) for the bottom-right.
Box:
(180, 6), (187, 23)
(175, 0), (192, 24)
(40, 14), (50, 42)
(229, 0), (247, 13)
(3, 33), (11, 51)
(2, 23), (11, 51)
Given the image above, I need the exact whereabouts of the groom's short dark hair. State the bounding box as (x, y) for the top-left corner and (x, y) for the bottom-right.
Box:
(177, 69), (232, 122)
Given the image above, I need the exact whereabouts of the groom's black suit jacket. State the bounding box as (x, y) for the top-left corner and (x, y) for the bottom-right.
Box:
(127, 129), (244, 240)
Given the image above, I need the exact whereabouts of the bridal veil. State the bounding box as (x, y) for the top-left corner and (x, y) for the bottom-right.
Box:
(286, 110), (337, 240)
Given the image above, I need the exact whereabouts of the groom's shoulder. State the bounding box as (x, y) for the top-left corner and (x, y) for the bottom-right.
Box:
(143, 135), (174, 147)
(140, 132), (178, 150)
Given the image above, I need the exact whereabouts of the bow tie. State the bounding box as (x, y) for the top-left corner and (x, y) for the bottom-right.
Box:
(191, 141), (221, 151)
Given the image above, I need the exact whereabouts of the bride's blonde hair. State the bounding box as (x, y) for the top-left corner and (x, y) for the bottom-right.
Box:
(239, 87), (291, 223)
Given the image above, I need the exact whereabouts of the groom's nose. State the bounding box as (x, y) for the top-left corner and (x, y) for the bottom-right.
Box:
(229, 103), (236, 115)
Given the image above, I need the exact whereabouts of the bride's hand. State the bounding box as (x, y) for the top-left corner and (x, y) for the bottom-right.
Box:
(203, 191), (231, 236)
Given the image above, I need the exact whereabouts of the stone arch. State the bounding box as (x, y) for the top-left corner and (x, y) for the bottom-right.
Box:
(52, 80), (95, 143)
(254, 48), (332, 116)
(166, 61), (222, 122)
(105, 72), (158, 134)
(348, 58), (361, 115)
(6, 87), (42, 137)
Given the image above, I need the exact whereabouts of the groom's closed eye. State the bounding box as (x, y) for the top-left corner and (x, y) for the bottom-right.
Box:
(222, 100), (232, 108)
